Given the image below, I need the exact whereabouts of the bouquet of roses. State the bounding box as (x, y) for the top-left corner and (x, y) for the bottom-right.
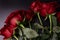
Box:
(0, 0), (60, 40)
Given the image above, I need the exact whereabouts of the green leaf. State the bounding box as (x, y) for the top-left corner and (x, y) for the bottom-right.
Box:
(44, 26), (50, 33)
(53, 26), (60, 33)
(19, 30), (22, 36)
(41, 33), (50, 40)
(34, 23), (43, 29)
(13, 35), (19, 40)
(22, 28), (39, 38)
(51, 33), (57, 40)
(52, 16), (57, 26)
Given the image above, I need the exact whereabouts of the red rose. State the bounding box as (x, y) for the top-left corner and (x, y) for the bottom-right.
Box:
(10, 14), (22, 26)
(1, 25), (13, 38)
(30, 1), (41, 12)
(19, 10), (25, 17)
(30, 1), (56, 17)
(0, 10), (26, 39)
(40, 9), (47, 17)
(40, 3), (55, 17)
(2, 29), (12, 38)
(56, 12), (60, 23)
(5, 10), (24, 26)
(25, 10), (34, 20)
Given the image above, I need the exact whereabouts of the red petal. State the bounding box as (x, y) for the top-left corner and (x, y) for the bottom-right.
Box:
(56, 12), (60, 22)
(25, 10), (34, 20)
(40, 9), (47, 17)
(5, 10), (20, 24)
(1, 29), (12, 38)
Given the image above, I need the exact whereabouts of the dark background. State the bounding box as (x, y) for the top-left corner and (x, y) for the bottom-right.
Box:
(0, 0), (60, 40)
(0, 0), (60, 10)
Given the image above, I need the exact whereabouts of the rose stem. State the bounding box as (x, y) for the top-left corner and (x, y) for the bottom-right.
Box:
(13, 35), (18, 40)
(37, 12), (44, 32)
(37, 12), (43, 40)
(23, 35), (27, 40)
(29, 22), (32, 40)
(49, 15), (52, 34)
(37, 12), (43, 26)
(19, 24), (27, 40)
(29, 22), (31, 29)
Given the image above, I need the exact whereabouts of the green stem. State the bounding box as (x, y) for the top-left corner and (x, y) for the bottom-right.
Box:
(29, 22), (31, 29)
(24, 37), (27, 40)
(13, 35), (18, 40)
(49, 15), (52, 34)
(37, 12), (43, 40)
(19, 24), (25, 28)
(29, 22), (32, 40)
(19, 24), (27, 40)
(37, 12), (43, 26)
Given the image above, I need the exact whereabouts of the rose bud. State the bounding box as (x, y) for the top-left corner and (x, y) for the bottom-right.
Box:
(56, 12), (60, 23)
(25, 10), (34, 20)
(5, 10), (24, 26)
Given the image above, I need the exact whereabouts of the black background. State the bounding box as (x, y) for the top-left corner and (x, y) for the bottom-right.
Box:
(0, 0), (60, 10)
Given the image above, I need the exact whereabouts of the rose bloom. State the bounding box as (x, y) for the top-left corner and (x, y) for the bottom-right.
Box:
(25, 10), (35, 20)
(0, 10), (26, 39)
(30, 1), (41, 12)
(56, 12), (60, 23)
(30, 0), (57, 17)
(40, 3), (55, 17)
(5, 10), (24, 26)
(1, 25), (13, 39)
